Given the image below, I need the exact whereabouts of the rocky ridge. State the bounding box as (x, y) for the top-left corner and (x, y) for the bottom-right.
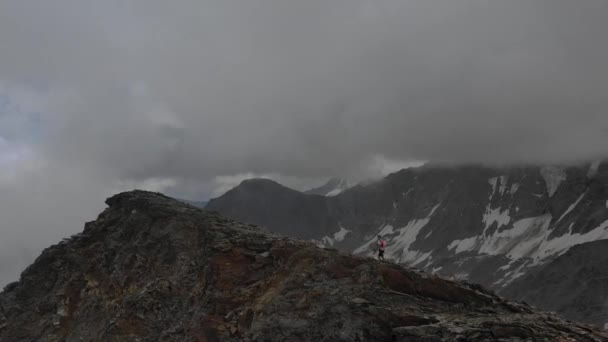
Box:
(1, 190), (607, 341)
(206, 161), (608, 326)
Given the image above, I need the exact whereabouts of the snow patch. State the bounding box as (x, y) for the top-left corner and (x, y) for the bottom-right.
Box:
(497, 259), (518, 272)
(540, 166), (566, 197)
(449, 213), (608, 267)
(428, 203), (441, 216)
(326, 188), (343, 196)
(509, 270), (526, 281)
(387, 204), (440, 263)
(321, 236), (334, 247)
(534, 219), (608, 262)
(447, 212), (608, 286)
(498, 176), (509, 196)
(378, 224), (395, 236)
(333, 226), (351, 242)
(556, 192), (586, 223)
(318, 225), (352, 247)
(322, 178), (350, 196)
(448, 236), (477, 254)
(498, 260), (531, 286)
(448, 215), (553, 262)
(482, 206), (511, 235)
(510, 183), (520, 195)
(479, 215), (552, 258)
(488, 177), (498, 200)
(489, 176), (510, 198)
(449, 204), (511, 255)
(387, 218), (431, 262)
(479, 215), (608, 267)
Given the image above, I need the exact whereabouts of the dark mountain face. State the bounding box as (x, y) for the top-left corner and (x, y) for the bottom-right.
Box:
(1, 191), (607, 341)
(206, 161), (608, 326)
(207, 179), (338, 239)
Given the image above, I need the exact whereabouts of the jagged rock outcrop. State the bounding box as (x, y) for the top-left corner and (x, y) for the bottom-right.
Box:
(206, 161), (608, 326)
(2, 190), (607, 341)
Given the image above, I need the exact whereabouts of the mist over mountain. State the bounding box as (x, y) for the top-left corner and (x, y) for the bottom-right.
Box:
(305, 178), (351, 196)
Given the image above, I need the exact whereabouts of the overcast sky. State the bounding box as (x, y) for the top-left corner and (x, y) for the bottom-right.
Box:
(1, 0), (607, 285)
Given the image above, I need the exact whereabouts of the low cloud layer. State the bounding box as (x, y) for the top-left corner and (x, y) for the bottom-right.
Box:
(1, 0), (607, 285)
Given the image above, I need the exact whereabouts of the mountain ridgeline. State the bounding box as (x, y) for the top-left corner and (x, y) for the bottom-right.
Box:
(207, 161), (608, 327)
(5, 191), (608, 341)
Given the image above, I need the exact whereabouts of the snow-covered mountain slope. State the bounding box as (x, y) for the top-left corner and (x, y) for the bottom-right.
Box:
(502, 239), (608, 327)
(207, 161), (608, 326)
(304, 177), (350, 196)
(343, 163), (608, 289)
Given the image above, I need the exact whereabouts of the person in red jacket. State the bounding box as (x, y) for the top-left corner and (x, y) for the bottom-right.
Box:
(377, 235), (386, 261)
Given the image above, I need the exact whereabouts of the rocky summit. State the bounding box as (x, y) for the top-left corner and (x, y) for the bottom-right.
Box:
(1, 191), (607, 341)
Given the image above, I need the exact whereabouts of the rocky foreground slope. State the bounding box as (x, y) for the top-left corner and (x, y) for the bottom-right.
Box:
(1, 191), (607, 341)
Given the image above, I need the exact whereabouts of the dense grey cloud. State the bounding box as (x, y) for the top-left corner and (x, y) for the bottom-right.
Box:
(1, 0), (608, 285)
